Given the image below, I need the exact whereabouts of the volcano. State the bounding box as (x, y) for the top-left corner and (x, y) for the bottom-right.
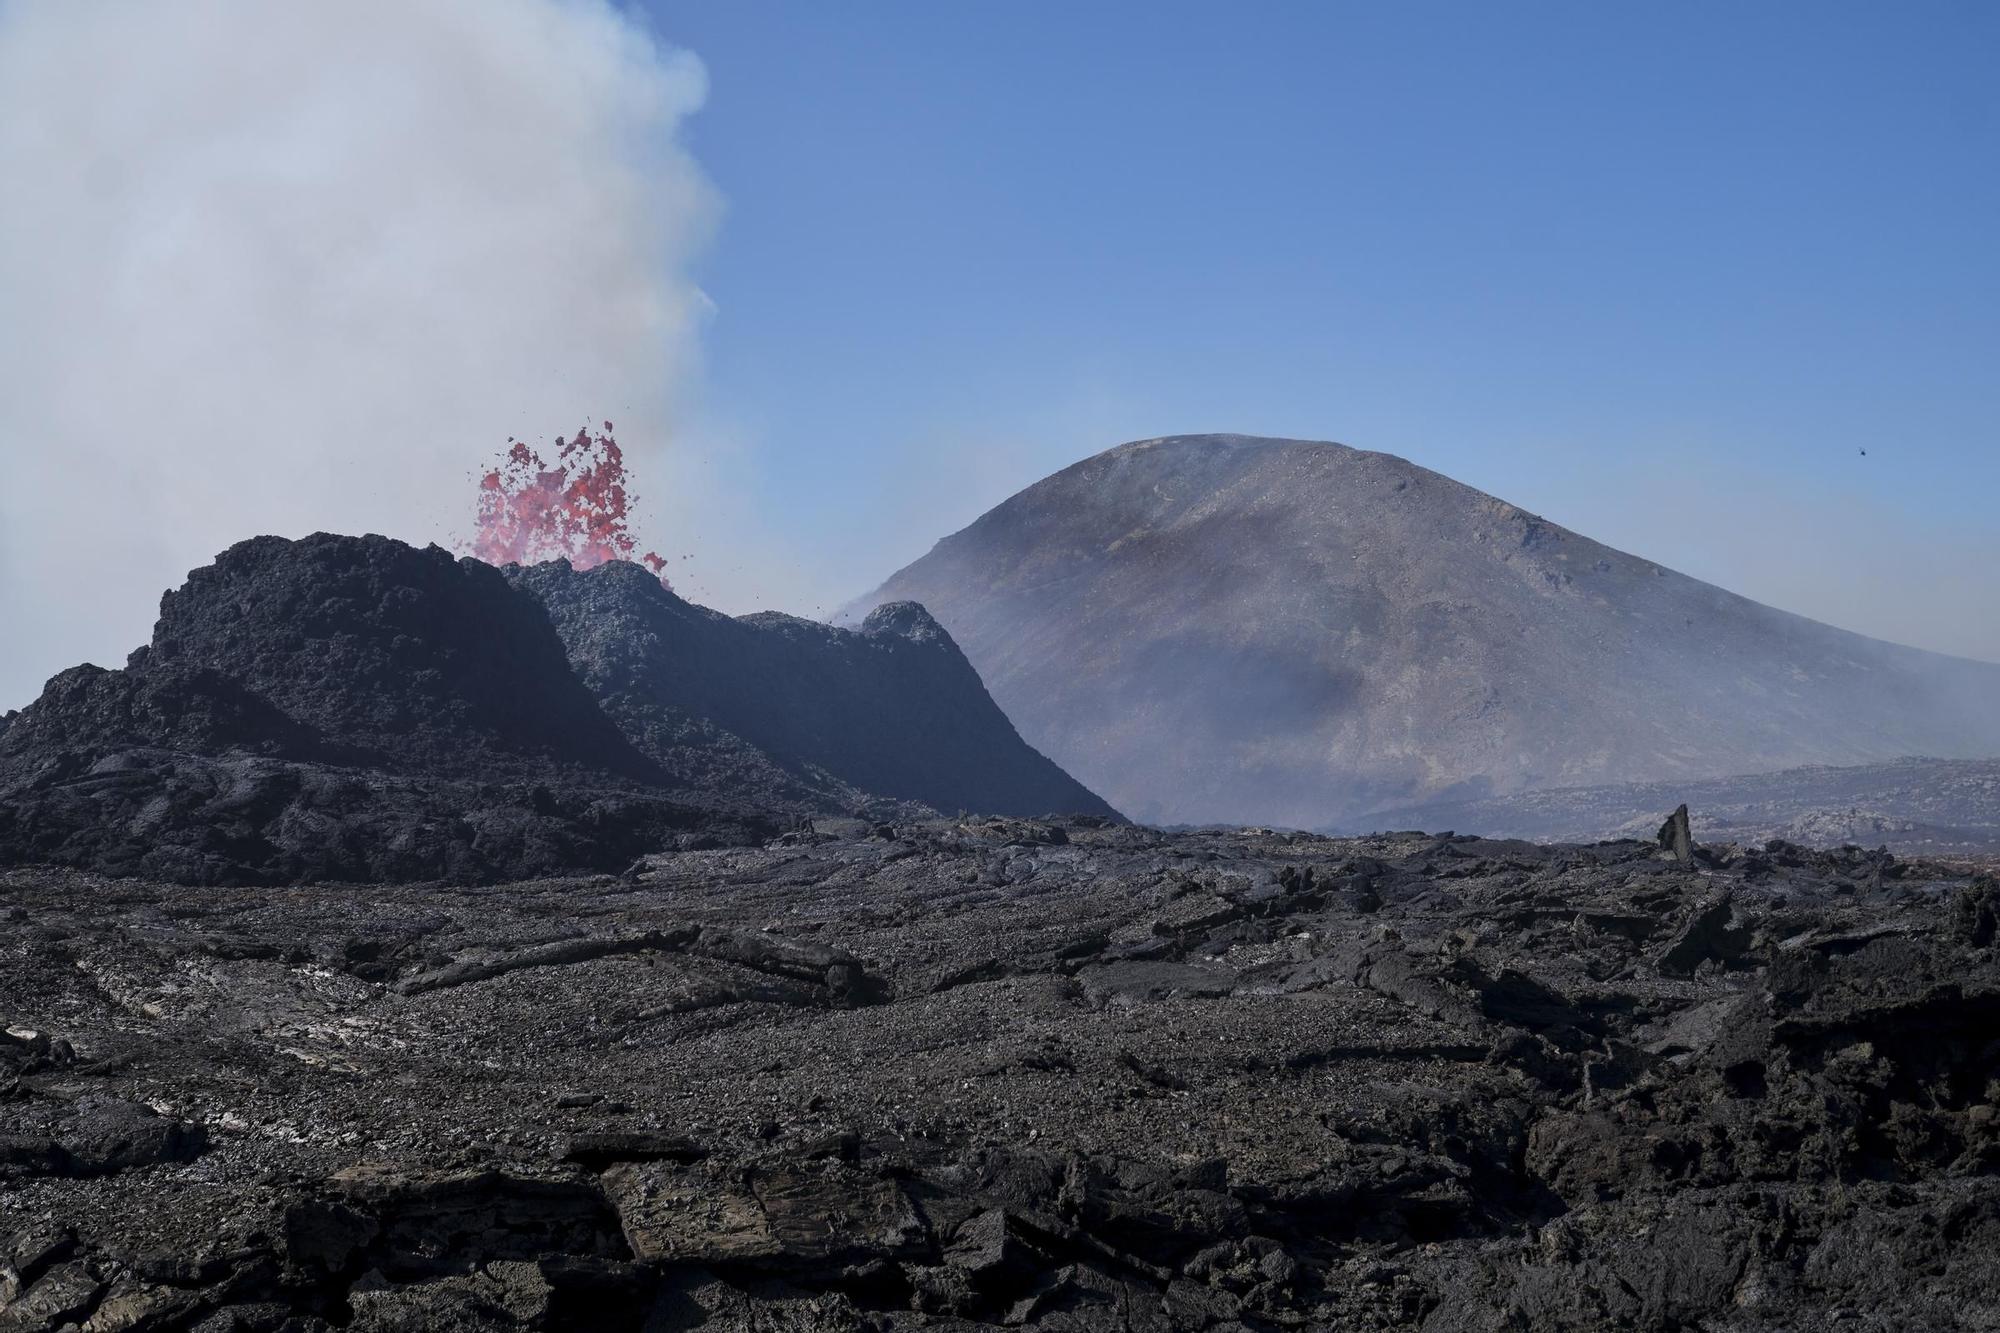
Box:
(0, 533), (1112, 883)
(844, 434), (2000, 828)
(512, 559), (1111, 822)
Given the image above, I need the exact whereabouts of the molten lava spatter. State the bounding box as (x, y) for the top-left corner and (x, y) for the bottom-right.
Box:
(465, 422), (670, 584)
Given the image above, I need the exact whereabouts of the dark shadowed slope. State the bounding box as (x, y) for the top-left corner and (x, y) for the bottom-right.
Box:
(845, 434), (2000, 828)
(135, 533), (657, 781)
(0, 534), (1113, 883)
(511, 560), (1118, 821)
(0, 534), (732, 884)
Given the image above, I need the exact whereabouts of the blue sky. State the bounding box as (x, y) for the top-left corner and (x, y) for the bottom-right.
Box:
(645, 1), (2000, 657)
(1, 1), (1995, 709)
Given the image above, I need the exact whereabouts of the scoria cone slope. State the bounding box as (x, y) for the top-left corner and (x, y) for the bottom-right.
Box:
(846, 434), (2000, 828)
(510, 559), (1115, 822)
(0, 534), (1113, 884)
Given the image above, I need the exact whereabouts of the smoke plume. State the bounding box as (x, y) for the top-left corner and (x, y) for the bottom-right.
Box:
(0, 0), (717, 708)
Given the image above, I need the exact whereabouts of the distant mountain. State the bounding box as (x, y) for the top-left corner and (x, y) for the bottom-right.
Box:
(1360, 757), (2000, 859)
(0, 534), (1112, 884)
(845, 434), (2000, 828)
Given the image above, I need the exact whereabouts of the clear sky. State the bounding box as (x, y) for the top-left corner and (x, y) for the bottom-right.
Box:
(647, 0), (2000, 657)
(1, 1), (1996, 710)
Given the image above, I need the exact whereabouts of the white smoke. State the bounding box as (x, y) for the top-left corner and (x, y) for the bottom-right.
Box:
(0, 0), (718, 708)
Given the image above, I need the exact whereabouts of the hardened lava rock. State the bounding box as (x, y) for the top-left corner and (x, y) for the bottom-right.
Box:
(2, 819), (1997, 1329)
(0, 534), (1114, 886)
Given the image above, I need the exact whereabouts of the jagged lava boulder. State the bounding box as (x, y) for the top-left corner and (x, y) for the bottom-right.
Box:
(510, 559), (1118, 821)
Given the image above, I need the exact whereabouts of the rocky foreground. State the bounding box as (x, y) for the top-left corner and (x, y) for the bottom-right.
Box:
(3, 819), (1998, 1331)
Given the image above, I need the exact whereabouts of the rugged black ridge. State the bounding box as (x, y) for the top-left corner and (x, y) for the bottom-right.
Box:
(0, 536), (748, 885)
(0, 534), (1112, 885)
(141, 534), (657, 782)
(510, 560), (1116, 822)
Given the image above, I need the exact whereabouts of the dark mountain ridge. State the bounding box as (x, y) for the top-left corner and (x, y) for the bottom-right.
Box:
(0, 533), (1112, 884)
(847, 434), (2000, 828)
(510, 559), (1113, 820)
(134, 533), (657, 782)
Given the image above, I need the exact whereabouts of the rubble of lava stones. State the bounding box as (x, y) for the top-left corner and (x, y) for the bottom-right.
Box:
(4, 816), (2000, 1330)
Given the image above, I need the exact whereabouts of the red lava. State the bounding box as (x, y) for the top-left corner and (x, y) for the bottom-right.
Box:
(465, 421), (670, 584)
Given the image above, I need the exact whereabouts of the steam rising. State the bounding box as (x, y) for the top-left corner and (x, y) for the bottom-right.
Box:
(0, 0), (717, 708)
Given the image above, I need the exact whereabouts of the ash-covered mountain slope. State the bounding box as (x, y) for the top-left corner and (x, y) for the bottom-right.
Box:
(0, 534), (1111, 884)
(846, 434), (2000, 828)
(512, 560), (1114, 822)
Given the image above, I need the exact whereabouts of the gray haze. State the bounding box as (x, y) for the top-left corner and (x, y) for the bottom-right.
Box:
(846, 434), (2000, 829)
(1362, 757), (2000, 858)
(0, 0), (717, 710)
